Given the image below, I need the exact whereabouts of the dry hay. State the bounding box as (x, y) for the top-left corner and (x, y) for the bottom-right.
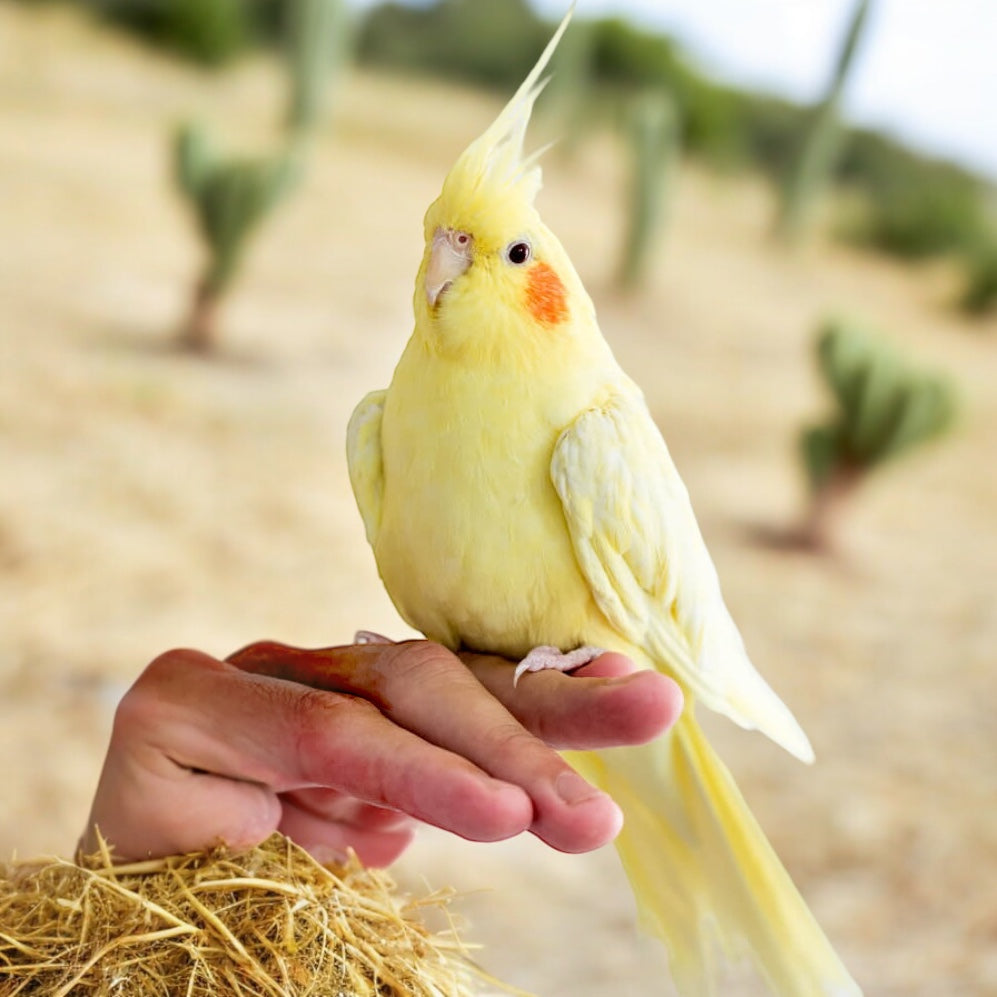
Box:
(0, 833), (500, 997)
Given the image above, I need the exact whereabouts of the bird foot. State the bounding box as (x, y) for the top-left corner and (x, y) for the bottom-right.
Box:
(354, 630), (393, 645)
(513, 645), (605, 686)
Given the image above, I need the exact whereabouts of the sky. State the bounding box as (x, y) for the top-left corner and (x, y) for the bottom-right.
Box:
(355, 0), (997, 179)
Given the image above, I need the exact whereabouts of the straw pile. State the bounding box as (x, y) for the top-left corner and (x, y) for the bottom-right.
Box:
(0, 833), (497, 996)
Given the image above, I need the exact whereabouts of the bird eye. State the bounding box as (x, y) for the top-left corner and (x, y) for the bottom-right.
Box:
(505, 240), (532, 265)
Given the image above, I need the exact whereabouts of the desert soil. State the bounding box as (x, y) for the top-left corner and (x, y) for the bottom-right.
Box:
(1, 6), (995, 995)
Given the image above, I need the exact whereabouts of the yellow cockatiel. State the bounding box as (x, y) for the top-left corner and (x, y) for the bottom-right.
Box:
(347, 12), (860, 997)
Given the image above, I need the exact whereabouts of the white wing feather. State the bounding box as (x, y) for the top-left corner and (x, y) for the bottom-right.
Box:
(551, 389), (814, 763)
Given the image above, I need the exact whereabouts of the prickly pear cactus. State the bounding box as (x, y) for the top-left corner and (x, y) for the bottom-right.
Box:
(799, 319), (956, 546)
(171, 0), (347, 351)
(174, 124), (297, 295)
(811, 320), (955, 470)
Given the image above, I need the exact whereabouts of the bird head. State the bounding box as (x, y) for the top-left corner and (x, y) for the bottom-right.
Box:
(413, 8), (599, 364)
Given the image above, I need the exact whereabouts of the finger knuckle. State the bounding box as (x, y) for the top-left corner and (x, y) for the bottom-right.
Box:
(111, 650), (216, 737)
(487, 719), (544, 759)
(289, 688), (381, 781)
(291, 685), (376, 728)
(136, 648), (222, 694)
(382, 640), (464, 686)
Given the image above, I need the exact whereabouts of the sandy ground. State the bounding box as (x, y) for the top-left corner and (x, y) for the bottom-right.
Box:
(1, 6), (995, 995)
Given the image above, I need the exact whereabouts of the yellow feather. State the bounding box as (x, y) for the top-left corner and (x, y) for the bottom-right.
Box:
(425, 3), (572, 241)
(568, 716), (860, 996)
(346, 9), (860, 995)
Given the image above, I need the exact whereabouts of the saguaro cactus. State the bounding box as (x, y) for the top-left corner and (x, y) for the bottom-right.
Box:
(618, 90), (681, 288)
(799, 319), (956, 548)
(776, 0), (873, 245)
(961, 242), (997, 316)
(174, 0), (346, 351)
(285, 0), (351, 139)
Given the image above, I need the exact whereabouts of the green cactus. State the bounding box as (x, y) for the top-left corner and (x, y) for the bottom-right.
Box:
(533, 17), (682, 289)
(776, 0), (874, 244)
(285, 0), (351, 140)
(799, 319), (957, 547)
(961, 241), (997, 316)
(174, 0), (347, 352)
(618, 90), (681, 288)
(175, 124), (298, 351)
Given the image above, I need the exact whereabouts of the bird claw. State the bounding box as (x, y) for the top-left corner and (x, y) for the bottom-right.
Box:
(513, 645), (605, 686)
(354, 630), (393, 645)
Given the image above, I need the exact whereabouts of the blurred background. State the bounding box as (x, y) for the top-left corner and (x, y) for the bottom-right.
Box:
(1, 0), (994, 993)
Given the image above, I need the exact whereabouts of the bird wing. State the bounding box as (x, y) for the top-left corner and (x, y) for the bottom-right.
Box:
(551, 388), (814, 762)
(346, 389), (387, 547)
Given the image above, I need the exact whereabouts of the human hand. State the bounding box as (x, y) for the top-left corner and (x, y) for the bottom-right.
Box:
(80, 639), (682, 866)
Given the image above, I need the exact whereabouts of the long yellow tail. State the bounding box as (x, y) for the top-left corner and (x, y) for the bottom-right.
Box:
(568, 711), (861, 996)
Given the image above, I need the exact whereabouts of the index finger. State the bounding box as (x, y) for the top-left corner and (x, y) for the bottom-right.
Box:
(228, 641), (682, 750)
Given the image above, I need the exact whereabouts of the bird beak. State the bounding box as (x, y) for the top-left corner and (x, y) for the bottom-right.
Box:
(425, 227), (473, 307)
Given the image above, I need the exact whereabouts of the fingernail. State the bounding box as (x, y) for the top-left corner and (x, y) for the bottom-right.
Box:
(555, 770), (602, 806)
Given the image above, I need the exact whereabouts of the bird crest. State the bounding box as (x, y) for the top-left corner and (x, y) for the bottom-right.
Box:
(429, 7), (573, 231)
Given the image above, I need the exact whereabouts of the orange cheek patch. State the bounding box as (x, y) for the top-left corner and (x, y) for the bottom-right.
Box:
(525, 262), (569, 326)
